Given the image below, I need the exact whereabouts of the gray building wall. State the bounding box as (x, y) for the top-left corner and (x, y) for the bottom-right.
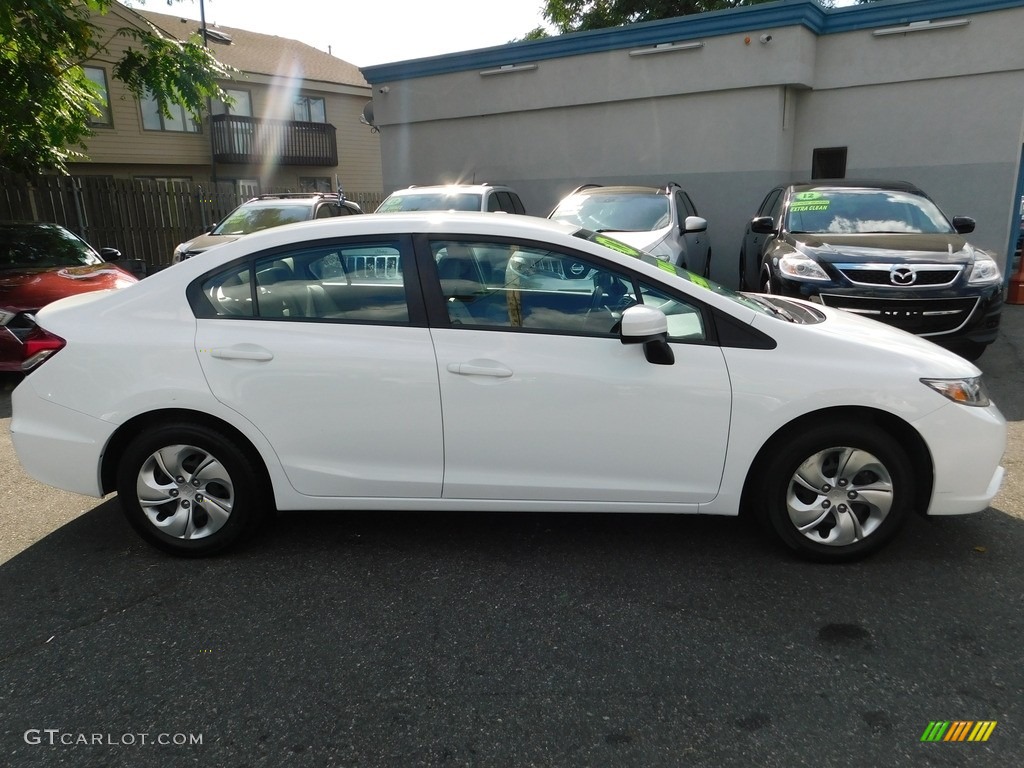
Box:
(363, 0), (1024, 288)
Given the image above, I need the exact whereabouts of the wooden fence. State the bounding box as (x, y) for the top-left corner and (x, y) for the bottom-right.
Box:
(0, 174), (385, 271)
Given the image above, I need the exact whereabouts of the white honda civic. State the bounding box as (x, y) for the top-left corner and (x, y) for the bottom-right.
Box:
(10, 213), (1006, 562)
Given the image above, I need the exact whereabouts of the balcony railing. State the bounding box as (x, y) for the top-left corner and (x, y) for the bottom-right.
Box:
(210, 114), (338, 167)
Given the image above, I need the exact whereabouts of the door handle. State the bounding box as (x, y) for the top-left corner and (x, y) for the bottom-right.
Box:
(446, 361), (513, 378)
(210, 345), (274, 362)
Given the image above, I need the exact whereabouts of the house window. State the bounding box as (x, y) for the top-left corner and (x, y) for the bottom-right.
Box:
(135, 176), (192, 185)
(83, 66), (112, 126)
(299, 177), (332, 193)
(212, 89), (253, 117)
(812, 147), (847, 179)
(294, 96), (326, 123)
(140, 90), (200, 133)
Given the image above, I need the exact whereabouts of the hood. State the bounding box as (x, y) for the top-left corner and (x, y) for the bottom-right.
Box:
(177, 233), (242, 255)
(0, 263), (137, 312)
(789, 232), (973, 265)
(603, 226), (670, 253)
(758, 295), (980, 377)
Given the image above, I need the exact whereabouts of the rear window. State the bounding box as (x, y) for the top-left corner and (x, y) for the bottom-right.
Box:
(213, 204), (313, 235)
(0, 224), (102, 269)
(785, 189), (953, 235)
(377, 193), (483, 213)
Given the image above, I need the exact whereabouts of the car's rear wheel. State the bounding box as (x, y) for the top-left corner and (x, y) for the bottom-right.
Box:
(754, 422), (914, 562)
(116, 422), (269, 556)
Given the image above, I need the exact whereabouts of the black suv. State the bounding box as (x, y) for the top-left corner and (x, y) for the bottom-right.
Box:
(172, 192), (362, 263)
(739, 180), (1003, 360)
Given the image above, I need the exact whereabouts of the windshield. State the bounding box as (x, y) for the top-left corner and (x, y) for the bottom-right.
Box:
(213, 204), (312, 235)
(575, 230), (776, 317)
(785, 188), (954, 235)
(552, 193), (670, 233)
(377, 192), (483, 213)
(0, 224), (103, 270)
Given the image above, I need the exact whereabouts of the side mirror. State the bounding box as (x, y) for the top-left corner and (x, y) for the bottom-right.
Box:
(750, 216), (776, 235)
(951, 216), (975, 235)
(683, 215), (707, 234)
(619, 305), (674, 365)
(99, 247), (121, 261)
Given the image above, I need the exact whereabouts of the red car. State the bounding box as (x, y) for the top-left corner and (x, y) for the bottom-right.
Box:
(1, 223), (138, 372)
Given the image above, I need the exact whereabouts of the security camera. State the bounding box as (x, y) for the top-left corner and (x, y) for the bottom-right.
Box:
(759, 33), (773, 44)
(378, 86), (390, 95)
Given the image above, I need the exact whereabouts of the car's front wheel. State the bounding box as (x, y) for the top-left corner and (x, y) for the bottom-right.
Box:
(116, 422), (269, 556)
(759, 263), (774, 294)
(753, 422), (914, 562)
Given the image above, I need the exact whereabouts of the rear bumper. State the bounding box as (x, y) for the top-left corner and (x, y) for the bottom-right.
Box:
(10, 381), (112, 497)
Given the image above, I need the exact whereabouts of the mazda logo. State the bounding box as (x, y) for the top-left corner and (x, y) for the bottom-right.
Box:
(890, 266), (917, 285)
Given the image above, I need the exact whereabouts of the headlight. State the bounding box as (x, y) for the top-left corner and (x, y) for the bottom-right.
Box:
(921, 376), (991, 407)
(777, 253), (829, 281)
(967, 251), (1002, 285)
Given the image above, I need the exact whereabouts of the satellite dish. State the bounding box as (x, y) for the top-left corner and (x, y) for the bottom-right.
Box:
(361, 101), (375, 127)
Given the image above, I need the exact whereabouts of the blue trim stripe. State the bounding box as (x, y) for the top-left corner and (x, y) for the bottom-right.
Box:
(360, 0), (1024, 84)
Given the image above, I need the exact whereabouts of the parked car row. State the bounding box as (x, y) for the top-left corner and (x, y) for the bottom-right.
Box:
(10, 209), (1007, 564)
(0, 177), (1008, 374)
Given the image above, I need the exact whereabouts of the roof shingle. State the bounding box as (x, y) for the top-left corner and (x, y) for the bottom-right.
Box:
(132, 6), (368, 88)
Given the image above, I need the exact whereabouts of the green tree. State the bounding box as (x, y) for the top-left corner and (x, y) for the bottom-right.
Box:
(521, 0), (885, 38)
(525, 0), (779, 37)
(0, 0), (230, 175)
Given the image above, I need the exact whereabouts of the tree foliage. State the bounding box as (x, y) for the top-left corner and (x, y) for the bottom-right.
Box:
(526, 0), (778, 37)
(521, 0), (880, 38)
(0, 0), (230, 175)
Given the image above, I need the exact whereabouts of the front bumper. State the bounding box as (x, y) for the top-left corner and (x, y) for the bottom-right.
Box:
(777, 276), (1002, 345)
(913, 399), (1007, 516)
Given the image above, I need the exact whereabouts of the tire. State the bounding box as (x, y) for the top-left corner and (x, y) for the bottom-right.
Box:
(703, 249), (713, 280)
(116, 422), (270, 556)
(738, 250), (748, 290)
(759, 263), (773, 294)
(753, 422), (914, 562)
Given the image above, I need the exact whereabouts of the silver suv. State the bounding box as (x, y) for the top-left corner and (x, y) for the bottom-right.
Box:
(376, 184), (527, 215)
(172, 192), (362, 263)
(548, 183), (711, 276)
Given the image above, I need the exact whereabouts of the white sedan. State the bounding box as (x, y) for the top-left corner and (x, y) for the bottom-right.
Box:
(10, 213), (1006, 561)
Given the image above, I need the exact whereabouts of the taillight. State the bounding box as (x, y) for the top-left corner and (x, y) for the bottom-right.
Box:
(22, 326), (66, 373)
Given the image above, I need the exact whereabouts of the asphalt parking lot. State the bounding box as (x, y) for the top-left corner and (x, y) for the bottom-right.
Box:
(0, 308), (1021, 767)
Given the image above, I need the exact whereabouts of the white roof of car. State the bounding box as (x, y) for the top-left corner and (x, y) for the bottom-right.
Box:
(388, 184), (512, 194)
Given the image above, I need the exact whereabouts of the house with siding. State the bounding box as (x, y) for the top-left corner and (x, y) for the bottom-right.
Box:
(72, 2), (382, 199)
